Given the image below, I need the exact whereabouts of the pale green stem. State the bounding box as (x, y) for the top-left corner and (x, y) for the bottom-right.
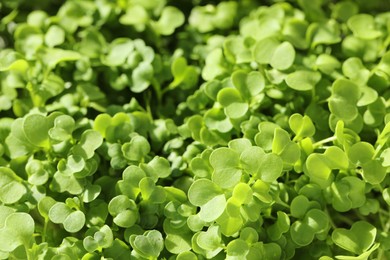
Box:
(312, 136), (337, 148)
(372, 144), (383, 160)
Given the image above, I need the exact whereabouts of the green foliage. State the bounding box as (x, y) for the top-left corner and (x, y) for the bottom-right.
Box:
(0, 0), (390, 259)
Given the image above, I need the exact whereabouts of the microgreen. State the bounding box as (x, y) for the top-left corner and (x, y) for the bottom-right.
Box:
(0, 0), (390, 259)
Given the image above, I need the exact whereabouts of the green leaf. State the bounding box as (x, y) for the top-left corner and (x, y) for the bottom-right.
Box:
(289, 113), (315, 139)
(117, 165), (145, 200)
(290, 209), (329, 246)
(165, 233), (192, 255)
(240, 146), (283, 183)
(332, 1), (359, 22)
(188, 180), (221, 206)
(45, 25), (65, 47)
(226, 239), (250, 258)
(361, 160), (387, 185)
(282, 19), (309, 49)
(188, 179), (226, 222)
(267, 211), (290, 241)
(232, 183), (253, 205)
(255, 122), (280, 152)
(217, 87), (248, 119)
(0, 167), (26, 204)
(316, 54), (341, 74)
(348, 142), (386, 184)
(119, 5), (149, 31)
(23, 114), (50, 148)
(63, 211), (85, 233)
(170, 57), (199, 90)
(0, 213), (35, 252)
(147, 156), (171, 179)
(38, 196), (56, 219)
(307, 20), (341, 47)
(342, 57), (370, 86)
(217, 88), (243, 107)
(347, 14), (382, 40)
(130, 230), (164, 258)
(72, 130), (103, 160)
(253, 38), (280, 64)
(306, 146), (348, 186)
(380, 148), (390, 167)
(77, 29), (106, 58)
(108, 195), (138, 228)
(270, 42), (295, 70)
(197, 225), (222, 251)
(348, 142), (375, 165)
(82, 184), (101, 203)
(131, 61), (153, 93)
(330, 177), (366, 212)
(329, 79), (360, 121)
(285, 70), (321, 91)
(332, 221), (376, 254)
(122, 135), (150, 162)
(231, 70), (265, 99)
(51, 171), (85, 195)
(48, 202), (72, 224)
(26, 159), (51, 185)
(103, 39), (134, 66)
(297, 0), (326, 22)
(0, 50), (28, 72)
(39, 48), (81, 70)
(177, 251), (197, 260)
(210, 147), (242, 189)
(153, 6), (185, 35)
(204, 108), (233, 133)
(49, 115), (75, 142)
(272, 128), (301, 168)
(383, 188), (390, 206)
(223, 36), (253, 64)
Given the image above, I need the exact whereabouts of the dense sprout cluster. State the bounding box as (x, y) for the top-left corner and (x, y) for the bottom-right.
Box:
(1, 0), (390, 259)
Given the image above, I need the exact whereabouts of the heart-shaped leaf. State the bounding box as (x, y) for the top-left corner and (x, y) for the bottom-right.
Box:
(329, 79), (360, 121)
(0, 212), (35, 252)
(210, 148), (242, 189)
(347, 14), (382, 40)
(270, 42), (295, 70)
(130, 230), (164, 258)
(285, 70), (321, 91)
(332, 221), (376, 255)
(289, 113), (315, 139)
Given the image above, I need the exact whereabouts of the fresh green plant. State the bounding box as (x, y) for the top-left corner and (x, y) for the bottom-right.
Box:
(0, 0), (390, 259)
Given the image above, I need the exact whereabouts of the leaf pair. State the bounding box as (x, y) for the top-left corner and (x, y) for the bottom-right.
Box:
(327, 176), (365, 212)
(0, 167), (26, 204)
(0, 211), (35, 253)
(83, 225), (113, 253)
(48, 201), (85, 233)
(217, 70), (265, 119)
(120, 5), (184, 35)
(254, 39), (295, 70)
(129, 230), (164, 259)
(332, 221), (379, 258)
(348, 142), (387, 184)
(305, 146), (348, 187)
(290, 208), (329, 246)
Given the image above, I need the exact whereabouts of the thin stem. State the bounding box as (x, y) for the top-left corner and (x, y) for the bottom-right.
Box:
(89, 102), (107, 113)
(144, 92), (153, 119)
(275, 198), (290, 209)
(372, 144), (383, 160)
(313, 136), (337, 148)
(151, 78), (162, 106)
(325, 208), (337, 229)
(42, 220), (48, 243)
(161, 83), (176, 95)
